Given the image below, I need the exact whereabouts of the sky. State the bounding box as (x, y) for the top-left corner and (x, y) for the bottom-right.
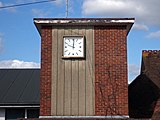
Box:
(0, 0), (160, 83)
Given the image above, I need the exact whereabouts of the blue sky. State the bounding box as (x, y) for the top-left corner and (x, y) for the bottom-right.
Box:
(0, 0), (160, 83)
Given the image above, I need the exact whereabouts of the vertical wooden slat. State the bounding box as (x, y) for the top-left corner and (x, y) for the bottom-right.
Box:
(86, 27), (94, 115)
(78, 26), (86, 115)
(57, 27), (65, 115)
(64, 27), (72, 115)
(71, 28), (79, 115)
(92, 27), (95, 115)
(51, 28), (58, 115)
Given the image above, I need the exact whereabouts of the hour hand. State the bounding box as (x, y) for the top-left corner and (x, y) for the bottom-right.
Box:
(65, 42), (73, 48)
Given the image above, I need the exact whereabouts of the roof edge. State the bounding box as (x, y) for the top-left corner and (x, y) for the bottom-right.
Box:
(34, 18), (135, 36)
(34, 18), (135, 24)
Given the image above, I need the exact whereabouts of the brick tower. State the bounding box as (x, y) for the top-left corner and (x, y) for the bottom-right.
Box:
(34, 18), (134, 119)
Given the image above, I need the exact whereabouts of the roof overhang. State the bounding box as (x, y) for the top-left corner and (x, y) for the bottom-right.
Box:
(34, 18), (135, 36)
(0, 105), (40, 108)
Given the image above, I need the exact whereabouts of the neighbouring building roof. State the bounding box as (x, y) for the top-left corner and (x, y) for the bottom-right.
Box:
(0, 69), (40, 107)
(34, 18), (135, 35)
(129, 50), (160, 119)
(141, 50), (160, 89)
(129, 74), (160, 118)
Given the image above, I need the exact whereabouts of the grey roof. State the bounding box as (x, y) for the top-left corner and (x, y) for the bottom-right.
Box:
(0, 69), (40, 106)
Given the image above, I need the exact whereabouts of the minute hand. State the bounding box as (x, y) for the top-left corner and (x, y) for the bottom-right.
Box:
(73, 39), (75, 48)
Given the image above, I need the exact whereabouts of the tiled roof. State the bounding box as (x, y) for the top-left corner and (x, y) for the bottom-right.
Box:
(129, 74), (160, 118)
(141, 50), (160, 88)
(129, 50), (160, 119)
(0, 69), (40, 106)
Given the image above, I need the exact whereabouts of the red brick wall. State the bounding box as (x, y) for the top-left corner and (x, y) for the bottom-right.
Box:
(40, 25), (129, 116)
(40, 26), (52, 116)
(94, 26), (128, 116)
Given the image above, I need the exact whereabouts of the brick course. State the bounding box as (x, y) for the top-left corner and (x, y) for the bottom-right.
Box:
(40, 26), (52, 116)
(94, 26), (128, 116)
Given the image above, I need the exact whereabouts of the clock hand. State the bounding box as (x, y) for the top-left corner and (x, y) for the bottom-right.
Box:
(73, 39), (75, 49)
(65, 42), (73, 48)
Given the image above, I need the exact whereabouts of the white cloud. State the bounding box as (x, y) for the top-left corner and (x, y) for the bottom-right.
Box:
(0, 2), (3, 7)
(55, 0), (65, 6)
(147, 30), (160, 39)
(82, 0), (160, 27)
(128, 64), (140, 83)
(32, 8), (49, 17)
(133, 23), (149, 31)
(0, 60), (40, 68)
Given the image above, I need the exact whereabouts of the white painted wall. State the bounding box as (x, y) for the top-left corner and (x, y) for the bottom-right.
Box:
(0, 109), (5, 120)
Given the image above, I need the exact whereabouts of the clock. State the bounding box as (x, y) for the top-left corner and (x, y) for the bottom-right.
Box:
(63, 36), (84, 58)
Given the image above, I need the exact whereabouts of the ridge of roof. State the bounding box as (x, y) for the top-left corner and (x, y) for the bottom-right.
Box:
(34, 17), (135, 20)
(142, 50), (160, 58)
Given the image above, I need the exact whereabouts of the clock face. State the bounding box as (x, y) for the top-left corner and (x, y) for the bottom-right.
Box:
(63, 36), (84, 58)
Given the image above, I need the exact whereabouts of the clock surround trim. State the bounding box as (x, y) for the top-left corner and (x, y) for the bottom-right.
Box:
(62, 35), (85, 59)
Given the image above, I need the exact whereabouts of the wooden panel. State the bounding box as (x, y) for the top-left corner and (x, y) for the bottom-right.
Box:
(71, 28), (79, 115)
(78, 27), (86, 115)
(51, 28), (58, 115)
(71, 60), (79, 115)
(85, 27), (94, 115)
(57, 27), (65, 115)
(64, 27), (72, 115)
(51, 26), (95, 116)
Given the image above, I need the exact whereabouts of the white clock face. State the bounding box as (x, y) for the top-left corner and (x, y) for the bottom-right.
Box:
(63, 36), (84, 58)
